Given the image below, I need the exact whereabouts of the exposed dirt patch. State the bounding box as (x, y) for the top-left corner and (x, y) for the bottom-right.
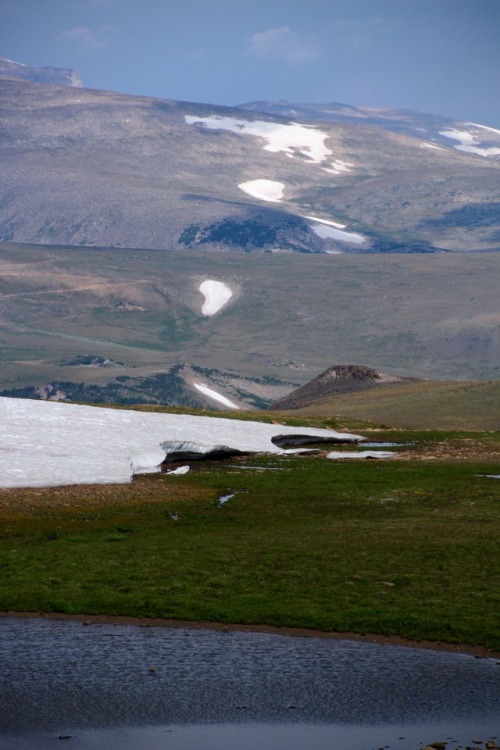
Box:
(391, 438), (500, 463)
(0, 475), (208, 518)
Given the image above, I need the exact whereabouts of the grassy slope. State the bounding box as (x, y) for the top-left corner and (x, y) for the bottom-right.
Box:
(1, 245), (500, 392)
(1, 419), (499, 651)
(274, 379), (500, 431)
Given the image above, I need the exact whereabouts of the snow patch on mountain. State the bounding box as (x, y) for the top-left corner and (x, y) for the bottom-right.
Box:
(304, 213), (366, 245)
(185, 115), (352, 174)
(421, 142), (445, 151)
(468, 122), (500, 137)
(439, 126), (500, 157)
(0, 397), (364, 487)
(199, 280), (233, 315)
(305, 215), (347, 229)
(238, 179), (284, 202)
(193, 383), (239, 409)
(233, 180), (365, 246)
(309, 222), (366, 245)
(324, 158), (354, 175)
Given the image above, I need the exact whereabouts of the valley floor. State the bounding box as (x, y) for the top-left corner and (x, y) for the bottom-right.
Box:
(1, 427), (499, 653)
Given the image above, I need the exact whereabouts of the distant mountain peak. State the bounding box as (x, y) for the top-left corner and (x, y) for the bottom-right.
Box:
(0, 56), (82, 87)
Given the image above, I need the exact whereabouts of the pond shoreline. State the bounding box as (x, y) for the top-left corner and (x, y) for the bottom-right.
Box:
(2, 610), (499, 659)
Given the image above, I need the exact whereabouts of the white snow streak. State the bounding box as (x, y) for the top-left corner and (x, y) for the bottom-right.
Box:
(199, 280), (233, 316)
(193, 383), (239, 409)
(0, 397), (364, 487)
(238, 179), (284, 202)
(421, 142), (445, 151)
(305, 215), (346, 229)
(467, 122), (500, 136)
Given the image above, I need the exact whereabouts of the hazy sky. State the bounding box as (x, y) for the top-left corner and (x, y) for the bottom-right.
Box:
(2, 0), (500, 127)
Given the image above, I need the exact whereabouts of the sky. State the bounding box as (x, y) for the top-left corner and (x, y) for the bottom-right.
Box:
(1, 0), (500, 127)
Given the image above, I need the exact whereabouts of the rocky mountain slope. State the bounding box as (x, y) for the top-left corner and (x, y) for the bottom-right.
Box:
(0, 61), (499, 406)
(0, 73), (499, 253)
(269, 364), (415, 411)
(239, 100), (500, 157)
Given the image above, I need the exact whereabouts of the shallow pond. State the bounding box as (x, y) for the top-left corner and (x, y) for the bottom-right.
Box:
(0, 618), (498, 749)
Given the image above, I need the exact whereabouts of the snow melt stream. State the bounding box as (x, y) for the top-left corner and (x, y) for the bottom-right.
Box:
(0, 398), (364, 488)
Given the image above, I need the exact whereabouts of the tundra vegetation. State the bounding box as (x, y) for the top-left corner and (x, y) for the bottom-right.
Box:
(1, 410), (499, 653)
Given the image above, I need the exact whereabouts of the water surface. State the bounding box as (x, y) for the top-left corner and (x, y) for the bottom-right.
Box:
(0, 618), (498, 749)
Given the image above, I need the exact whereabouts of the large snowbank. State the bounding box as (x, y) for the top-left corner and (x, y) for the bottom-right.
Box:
(0, 398), (364, 488)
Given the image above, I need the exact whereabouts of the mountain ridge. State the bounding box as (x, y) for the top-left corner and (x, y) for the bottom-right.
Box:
(0, 55), (82, 87)
(238, 99), (500, 159)
(0, 59), (499, 407)
(0, 72), (499, 254)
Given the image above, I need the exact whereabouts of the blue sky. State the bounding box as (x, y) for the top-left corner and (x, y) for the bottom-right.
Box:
(1, 0), (500, 126)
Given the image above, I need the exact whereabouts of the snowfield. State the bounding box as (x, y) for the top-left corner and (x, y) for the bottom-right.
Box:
(0, 398), (364, 488)
(185, 114), (352, 174)
(199, 279), (233, 316)
(439, 127), (500, 157)
(238, 179), (284, 202)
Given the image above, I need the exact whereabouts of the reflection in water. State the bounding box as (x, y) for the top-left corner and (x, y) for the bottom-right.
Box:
(0, 618), (498, 749)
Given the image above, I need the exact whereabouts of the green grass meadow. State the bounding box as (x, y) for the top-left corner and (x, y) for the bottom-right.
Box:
(1, 443), (499, 651)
